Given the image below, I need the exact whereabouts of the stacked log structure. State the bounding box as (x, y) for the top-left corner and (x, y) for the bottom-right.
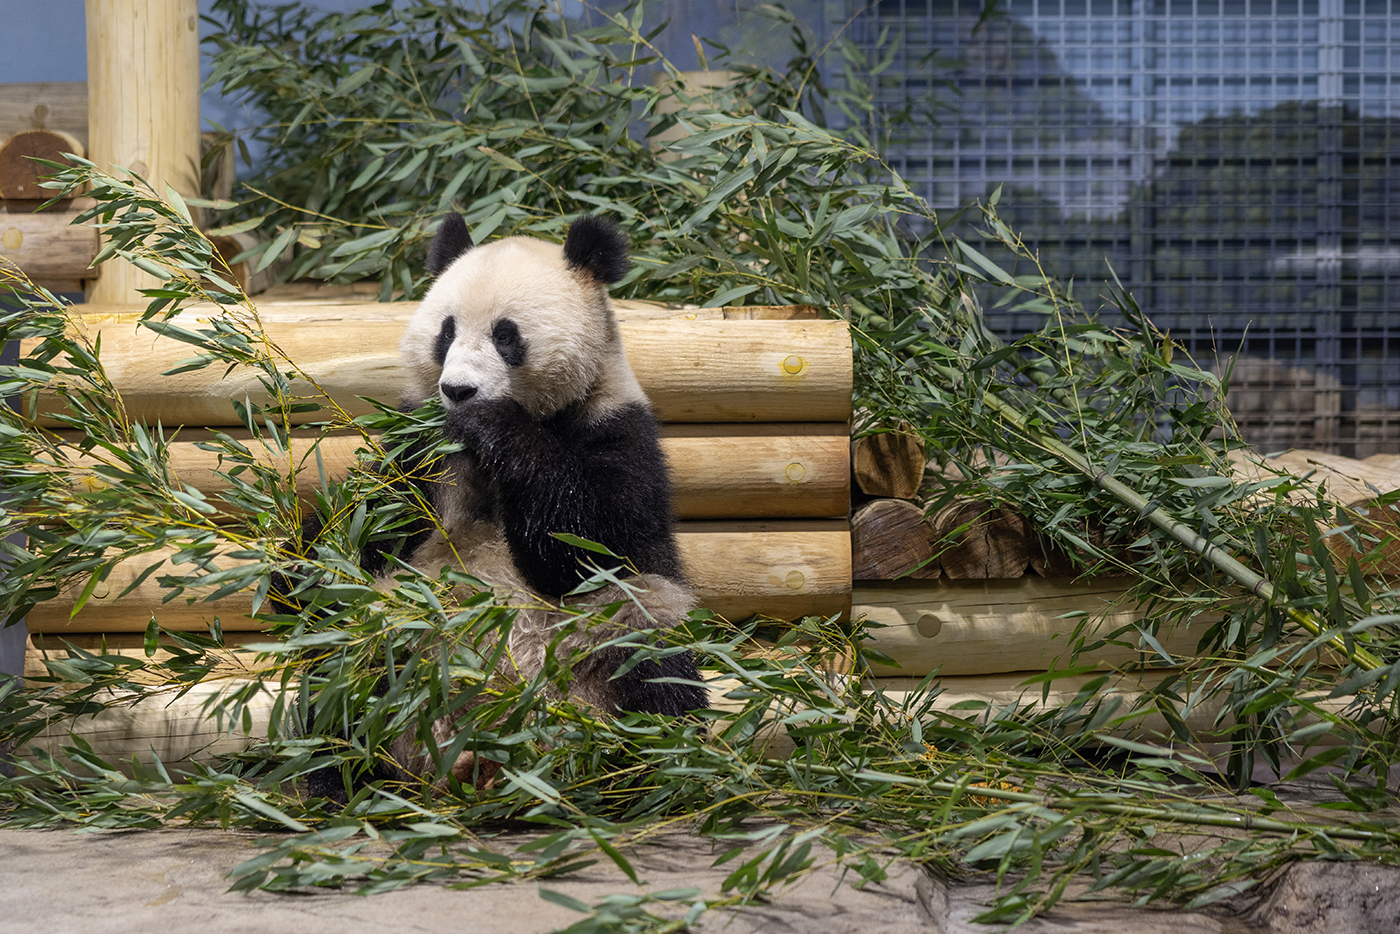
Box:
(26, 302), (854, 648)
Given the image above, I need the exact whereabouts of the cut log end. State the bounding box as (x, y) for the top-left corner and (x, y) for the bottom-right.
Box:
(852, 429), (927, 500)
(932, 499), (1031, 580)
(852, 498), (939, 581)
(0, 129), (85, 200)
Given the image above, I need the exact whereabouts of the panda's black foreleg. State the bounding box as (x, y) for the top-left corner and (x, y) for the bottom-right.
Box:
(444, 397), (706, 716)
(443, 397), (682, 597)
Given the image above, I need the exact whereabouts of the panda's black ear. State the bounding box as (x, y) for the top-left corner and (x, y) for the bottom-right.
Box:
(563, 215), (630, 284)
(427, 213), (474, 277)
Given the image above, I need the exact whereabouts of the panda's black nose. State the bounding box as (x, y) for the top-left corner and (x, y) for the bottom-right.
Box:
(440, 382), (478, 405)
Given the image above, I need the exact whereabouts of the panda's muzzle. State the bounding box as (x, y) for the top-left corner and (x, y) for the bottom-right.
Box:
(439, 382), (479, 405)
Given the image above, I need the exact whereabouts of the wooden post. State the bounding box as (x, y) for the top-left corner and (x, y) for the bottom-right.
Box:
(84, 0), (201, 305)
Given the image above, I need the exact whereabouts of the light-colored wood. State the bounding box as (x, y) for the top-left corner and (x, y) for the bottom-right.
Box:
(27, 310), (852, 426)
(85, 0), (201, 304)
(678, 520), (851, 621)
(852, 428), (925, 499)
(26, 520), (852, 632)
(663, 424), (850, 518)
(1229, 447), (1400, 574)
(0, 129), (85, 200)
(852, 499), (938, 581)
(0, 210), (99, 280)
(931, 499), (1031, 579)
(853, 577), (1219, 678)
(21, 681), (274, 769)
(46, 423), (851, 521)
(868, 671), (1348, 745)
(25, 632), (269, 685)
(0, 83), (88, 150)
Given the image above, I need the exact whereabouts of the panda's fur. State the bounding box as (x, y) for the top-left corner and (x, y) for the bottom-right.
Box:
(311, 214), (705, 797)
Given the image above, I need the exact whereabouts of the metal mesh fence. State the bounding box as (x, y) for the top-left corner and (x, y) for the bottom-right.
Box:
(850, 0), (1400, 455)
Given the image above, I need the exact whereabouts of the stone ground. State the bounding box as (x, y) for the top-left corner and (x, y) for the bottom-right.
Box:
(5, 819), (1400, 934)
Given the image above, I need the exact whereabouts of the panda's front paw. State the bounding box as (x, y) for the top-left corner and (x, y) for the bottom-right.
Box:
(443, 397), (528, 452)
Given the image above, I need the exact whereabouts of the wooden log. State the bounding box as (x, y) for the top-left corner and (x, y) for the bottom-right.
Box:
(1229, 447), (1400, 575)
(853, 577), (1219, 678)
(851, 428), (925, 499)
(931, 498), (1031, 579)
(663, 424), (849, 519)
(0, 210), (99, 281)
(26, 520), (851, 633)
(678, 520), (851, 621)
(28, 311), (851, 426)
(0, 83), (88, 150)
(868, 672), (1348, 746)
(47, 423), (851, 521)
(851, 499), (938, 581)
(20, 681), (274, 769)
(24, 632), (268, 686)
(0, 129), (85, 202)
(85, 0), (202, 305)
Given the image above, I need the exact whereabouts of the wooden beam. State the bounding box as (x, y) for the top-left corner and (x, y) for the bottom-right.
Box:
(0, 83), (88, 150)
(25, 632), (267, 686)
(678, 520), (851, 621)
(26, 311), (851, 426)
(865, 671), (1348, 745)
(26, 520), (852, 632)
(85, 0), (201, 304)
(0, 210), (98, 281)
(46, 423), (851, 521)
(853, 577), (1219, 677)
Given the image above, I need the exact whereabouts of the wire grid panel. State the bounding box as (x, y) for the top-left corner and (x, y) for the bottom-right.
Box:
(851, 0), (1400, 456)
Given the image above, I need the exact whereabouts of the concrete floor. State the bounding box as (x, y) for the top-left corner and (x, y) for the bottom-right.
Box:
(10, 823), (1399, 934)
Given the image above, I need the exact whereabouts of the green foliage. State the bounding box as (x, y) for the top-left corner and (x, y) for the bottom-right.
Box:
(0, 2), (1398, 929)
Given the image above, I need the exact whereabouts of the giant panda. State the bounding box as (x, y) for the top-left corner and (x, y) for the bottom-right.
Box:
(303, 213), (706, 798)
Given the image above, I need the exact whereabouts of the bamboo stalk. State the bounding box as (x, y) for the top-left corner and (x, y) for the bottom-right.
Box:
(926, 356), (1384, 672)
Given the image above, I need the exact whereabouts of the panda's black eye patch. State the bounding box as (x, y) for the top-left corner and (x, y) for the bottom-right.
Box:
(492, 318), (526, 368)
(433, 316), (456, 367)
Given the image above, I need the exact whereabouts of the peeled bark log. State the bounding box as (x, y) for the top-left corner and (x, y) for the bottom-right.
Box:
(851, 499), (938, 581)
(930, 499), (1031, 579)
(85, 0), (201, 304)
(26, 520), (852, 632)
(0, 210), (98, 281)
(46, 423), (851, 521)
(851, 429), (926, 499)
(853, 577), (1219, 677)
(27, 310), (852, 426)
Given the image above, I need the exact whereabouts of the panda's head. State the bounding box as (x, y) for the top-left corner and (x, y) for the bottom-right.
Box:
(401, 214), (639, 419)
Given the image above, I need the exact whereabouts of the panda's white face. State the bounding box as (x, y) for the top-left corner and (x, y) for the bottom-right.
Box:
(401, 236), (619, 419)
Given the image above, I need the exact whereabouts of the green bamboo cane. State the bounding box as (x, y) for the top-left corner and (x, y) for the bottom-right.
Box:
(763, 761), (1394, 842)
(920, 350), (1383, 672)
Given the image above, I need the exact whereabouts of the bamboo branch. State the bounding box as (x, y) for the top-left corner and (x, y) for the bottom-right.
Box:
(933, 358), (1384, 672)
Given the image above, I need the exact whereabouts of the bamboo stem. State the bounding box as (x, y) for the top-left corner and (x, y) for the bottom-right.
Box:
(927, 358), (1384, 673)
(759, 759), (1392, 842)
